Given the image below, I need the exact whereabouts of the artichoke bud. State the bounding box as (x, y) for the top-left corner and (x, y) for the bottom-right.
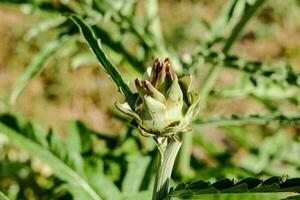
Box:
(116, 58), (200, 137)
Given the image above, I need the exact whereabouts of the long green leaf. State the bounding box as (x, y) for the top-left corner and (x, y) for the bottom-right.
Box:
(92, 26), (144, 74)
(223, 0), (267, 53)
(193, 114), (300, 128)
(199, 0), (267, 107)
(283, 195), (300, 200)
(9, 37), (65, 105)
(0, 122), (102, 200)
(0, 192), (9, 200)
(67, 121), (121, 200)
(170, 193), (279, 200)
(121, 190), (152, 200)
(195, 51), (300, 87)
(122, 154), (151, 193)
(167, 177), (300, 199)
(24, 16), (67, 41)
(205, 0), (239, 43)
(69, 15), (136, 107)
(84, 157), (121, 200)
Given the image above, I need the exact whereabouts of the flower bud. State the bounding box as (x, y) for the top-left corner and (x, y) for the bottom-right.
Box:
(116, 58), (200, 137)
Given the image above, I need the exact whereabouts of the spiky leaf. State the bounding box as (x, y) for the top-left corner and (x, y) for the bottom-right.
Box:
(167, 177), (300, 199)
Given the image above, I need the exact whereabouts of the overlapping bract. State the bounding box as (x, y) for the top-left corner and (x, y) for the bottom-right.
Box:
(116, 58), (200, 137)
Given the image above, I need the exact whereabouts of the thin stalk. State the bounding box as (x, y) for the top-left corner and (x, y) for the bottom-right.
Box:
(193, 114), (300, 128)
(143, 0), (182, 73)
(152, 137), (182, 200)
(176, 0), (267, 180)
(174, 0), (244, 178)
(222, 0), (267, 53)
(199, 0), (267, 110)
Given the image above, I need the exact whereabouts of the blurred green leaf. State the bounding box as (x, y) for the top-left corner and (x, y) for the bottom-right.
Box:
(122, 154), (151, 193)
(239, 131), (300, 176)
(194, 114), (300, 128)
(121, 190), (152, 200)
(283, 195), (300, 200)
(9, 37), (67, 105)
(0, 192), (9, 200)
(70, 52), (97, 70)
(0, 114), (102, 200)
(205, 0), (240, 44)
(84, 157), (121, 200)
(170, 193), (279, 200)
(223, 0), (267, 53)
(24, 16), (67, 41)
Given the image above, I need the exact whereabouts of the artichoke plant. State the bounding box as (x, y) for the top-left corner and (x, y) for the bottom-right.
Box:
(116, 58), (200, 137)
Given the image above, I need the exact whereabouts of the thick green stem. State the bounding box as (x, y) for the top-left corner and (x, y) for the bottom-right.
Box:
(152, 137), (182, 200)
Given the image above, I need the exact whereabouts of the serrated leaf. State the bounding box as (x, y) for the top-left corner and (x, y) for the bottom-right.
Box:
(195, 50), (300, 90)
(92, 26), (144, 73)
(193, 114), (300, 128)
(167, 177), (300, 199)
(69, 15), (136, 107)
(170, 193), (279, 200)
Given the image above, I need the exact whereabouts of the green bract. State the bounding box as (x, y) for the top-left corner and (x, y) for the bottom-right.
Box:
(116, 58), (200, 137)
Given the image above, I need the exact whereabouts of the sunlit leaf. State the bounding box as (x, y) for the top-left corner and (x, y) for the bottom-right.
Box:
(167, 177), (300, 199)
(69, 14), (137, 107)
(0, 192), (9, 200)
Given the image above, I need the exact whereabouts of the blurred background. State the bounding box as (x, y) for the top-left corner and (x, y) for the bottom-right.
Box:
(0, 0), (300, 200)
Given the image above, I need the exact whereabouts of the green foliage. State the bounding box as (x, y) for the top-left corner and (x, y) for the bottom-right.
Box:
(9, 37), (66, 105)
(68, 15), (136, 107)
(0, 192), (9, 200)
(192, 51), (300, 94)
(237, 131), (300, 176)
(121, 154), (151, 193)
(167, 177), (300, 199)
(283, 195), (300, 200)
(0, 114), (103, 200)
(1, 0), (300, 200)
(170, 193), (279, 200)
(0, 113), (158, 200)
(222, 0), (267, 53)
(194, 114), (300, 128)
